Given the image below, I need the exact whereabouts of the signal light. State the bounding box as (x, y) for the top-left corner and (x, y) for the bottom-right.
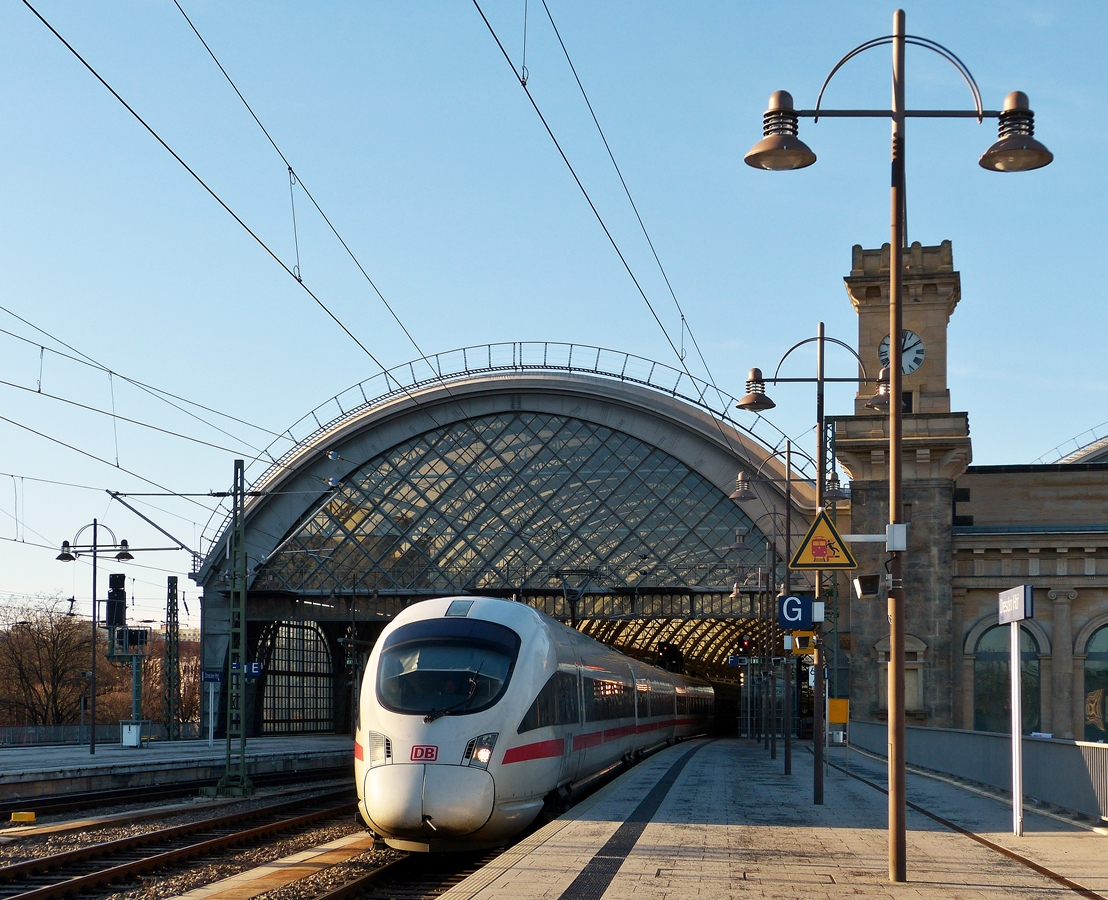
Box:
(106, 573), (127, 628)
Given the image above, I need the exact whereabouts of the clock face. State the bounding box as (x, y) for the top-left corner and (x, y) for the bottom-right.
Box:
(879, 330), (926, 374)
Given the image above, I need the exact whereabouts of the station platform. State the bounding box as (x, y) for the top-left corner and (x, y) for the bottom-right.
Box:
(444, 738), (1108, 900)
(0, 735), (353, 801)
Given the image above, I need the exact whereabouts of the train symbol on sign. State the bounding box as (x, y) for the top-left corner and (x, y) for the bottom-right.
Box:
(810, 537), (833, 562)
(410, 745), (439, 761)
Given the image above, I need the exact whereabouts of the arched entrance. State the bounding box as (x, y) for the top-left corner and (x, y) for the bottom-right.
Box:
(256, 621), (335, 733)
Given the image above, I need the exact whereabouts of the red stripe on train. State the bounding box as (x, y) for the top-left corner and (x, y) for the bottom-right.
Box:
(502, 738), (564, 764)
(354, 741), (364, 761)
(511, 716), (710, 760)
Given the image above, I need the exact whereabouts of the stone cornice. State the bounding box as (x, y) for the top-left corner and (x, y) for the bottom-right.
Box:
(830, 412), (971, 482)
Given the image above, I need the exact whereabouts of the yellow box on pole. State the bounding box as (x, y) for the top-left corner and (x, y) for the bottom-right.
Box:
(791, 631), (815, 655)
(828, 698), (849, 725)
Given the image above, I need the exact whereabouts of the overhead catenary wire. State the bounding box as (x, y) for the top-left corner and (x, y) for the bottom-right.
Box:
(0, 413), (214, 511)
(0, 376), (284, 458)
(0, 313), (285, 450)
(169, 0), (501, 489)
(21, 0), (382, 378)
(538, 0), (724, 396)
(23, 0), (499, 511)
(471, 1), (748, 462)
(170, 0), (444, 386)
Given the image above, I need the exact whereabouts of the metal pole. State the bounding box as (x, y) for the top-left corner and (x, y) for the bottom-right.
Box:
(90, 519), (98, 755)
(776, 442), (794, 763)
(888, 7), (908, 883)
(1011, 620), (1024, 836)
(814, 327), (826, 805)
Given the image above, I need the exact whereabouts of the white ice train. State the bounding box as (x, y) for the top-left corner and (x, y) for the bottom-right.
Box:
(354, 596), (714, 851)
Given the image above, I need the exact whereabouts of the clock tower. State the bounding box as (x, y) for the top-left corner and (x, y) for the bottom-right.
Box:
(830, 240), (972, 729)
(848, 240), (959, 416)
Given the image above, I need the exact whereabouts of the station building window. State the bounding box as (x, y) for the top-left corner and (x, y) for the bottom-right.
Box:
(1085, 625), (1108, 743)
(876, 634), (927, 713)
(973, 624), (1040, 735)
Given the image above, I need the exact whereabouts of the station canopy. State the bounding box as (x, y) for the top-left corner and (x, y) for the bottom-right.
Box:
(197, 343), (819, 679)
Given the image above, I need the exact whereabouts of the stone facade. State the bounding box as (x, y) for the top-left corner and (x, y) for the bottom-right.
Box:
(830, 241), (1108, 740)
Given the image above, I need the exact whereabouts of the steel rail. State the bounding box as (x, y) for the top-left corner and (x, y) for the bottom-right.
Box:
(0, 792), (355, 900)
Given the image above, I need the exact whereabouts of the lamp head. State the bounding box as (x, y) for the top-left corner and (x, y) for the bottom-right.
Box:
(725, 527), (748, 551)
(745, 91), (816, 171)
(979, 91), (1053, 172)
(56, 540), (75, 562)
(729, 471), (756, 501)
(736, 367), (776, 412)
(115, 539), (134, 562)
(865, 367), (891, 411)
(824, 470), (848, 502)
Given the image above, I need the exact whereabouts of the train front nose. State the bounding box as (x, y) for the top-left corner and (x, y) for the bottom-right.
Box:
(364, 764), (495, 839)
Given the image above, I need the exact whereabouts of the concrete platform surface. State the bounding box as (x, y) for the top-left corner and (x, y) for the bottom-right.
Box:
(443, 738), (1108, 900)
(0, 735), (353, 800)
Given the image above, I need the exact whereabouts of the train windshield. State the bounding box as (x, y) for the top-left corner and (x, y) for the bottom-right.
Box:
(376, 617), (521, 717)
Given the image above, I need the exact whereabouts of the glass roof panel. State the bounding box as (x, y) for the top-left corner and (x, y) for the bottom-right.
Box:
(256, 411), (769, 594)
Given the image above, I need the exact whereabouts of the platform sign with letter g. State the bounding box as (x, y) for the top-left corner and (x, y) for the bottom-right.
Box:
(778, 594), (813, 630)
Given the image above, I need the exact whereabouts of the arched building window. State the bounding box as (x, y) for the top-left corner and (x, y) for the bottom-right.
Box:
(259, 621), (334, 733)
(974, 624), (1040, 734)
(1085, 625), (1108, 743)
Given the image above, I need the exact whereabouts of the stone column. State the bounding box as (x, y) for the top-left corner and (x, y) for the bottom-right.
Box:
(952, 589), (966, 728)
(1073, 655), (1087, 743)
(1049, 589), (1076, 739)
(1039, 656), (1053, 734)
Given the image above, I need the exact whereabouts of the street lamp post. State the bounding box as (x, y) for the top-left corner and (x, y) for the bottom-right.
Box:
(744, 10), (1051, 881)
(733, 457), (816, 773)
(58, 525), (176, 755)
(56, 520), (133, 755)
(737, 323), (871, 803)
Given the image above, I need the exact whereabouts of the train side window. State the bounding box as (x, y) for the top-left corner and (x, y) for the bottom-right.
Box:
(636, 681), (650, 718)
(518, 670), (580, 734)
(584, 675), (635, 722)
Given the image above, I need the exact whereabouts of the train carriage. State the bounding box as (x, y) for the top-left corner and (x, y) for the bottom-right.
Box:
(355, 596), (713, 851)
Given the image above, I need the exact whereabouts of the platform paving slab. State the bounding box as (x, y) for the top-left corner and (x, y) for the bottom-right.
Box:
(442, 738), (1108, 900)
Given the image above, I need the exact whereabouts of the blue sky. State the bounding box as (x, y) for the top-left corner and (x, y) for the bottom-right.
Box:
(0, 2), (1102, 625)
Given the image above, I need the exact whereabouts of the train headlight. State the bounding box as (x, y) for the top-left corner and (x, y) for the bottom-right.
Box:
(463, 732), (498, 769)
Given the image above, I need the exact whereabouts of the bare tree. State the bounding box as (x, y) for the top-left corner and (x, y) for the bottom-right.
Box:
(0, 597), (91, 726)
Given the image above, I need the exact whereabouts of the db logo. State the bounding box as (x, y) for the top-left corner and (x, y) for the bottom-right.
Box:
(410, 745), (438, 761)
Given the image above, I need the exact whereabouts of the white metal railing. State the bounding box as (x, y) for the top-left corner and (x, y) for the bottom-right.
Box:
(849, 720), (1108, 823)
(200, 342), (810, 557)
(1033, 420), (1108, 464)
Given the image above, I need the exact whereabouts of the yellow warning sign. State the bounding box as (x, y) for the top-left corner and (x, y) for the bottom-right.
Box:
(789, 510), (857, 570)
(790, 631), (815, 655)
(828, 698), (850, 724)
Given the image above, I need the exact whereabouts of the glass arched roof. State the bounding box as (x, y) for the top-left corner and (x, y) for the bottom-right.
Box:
(253, 410), (769, 596)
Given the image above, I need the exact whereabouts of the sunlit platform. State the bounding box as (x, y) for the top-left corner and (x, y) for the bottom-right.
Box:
(442, 738), (1108, 900)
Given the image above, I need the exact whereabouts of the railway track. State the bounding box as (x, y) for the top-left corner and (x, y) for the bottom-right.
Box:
(0, 789), (356, 900)
(0, 767), (353, 819)
(313, 849), (501, 900)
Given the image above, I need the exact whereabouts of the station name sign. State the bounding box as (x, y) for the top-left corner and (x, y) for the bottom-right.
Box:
(998, 585), (1034, 624)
